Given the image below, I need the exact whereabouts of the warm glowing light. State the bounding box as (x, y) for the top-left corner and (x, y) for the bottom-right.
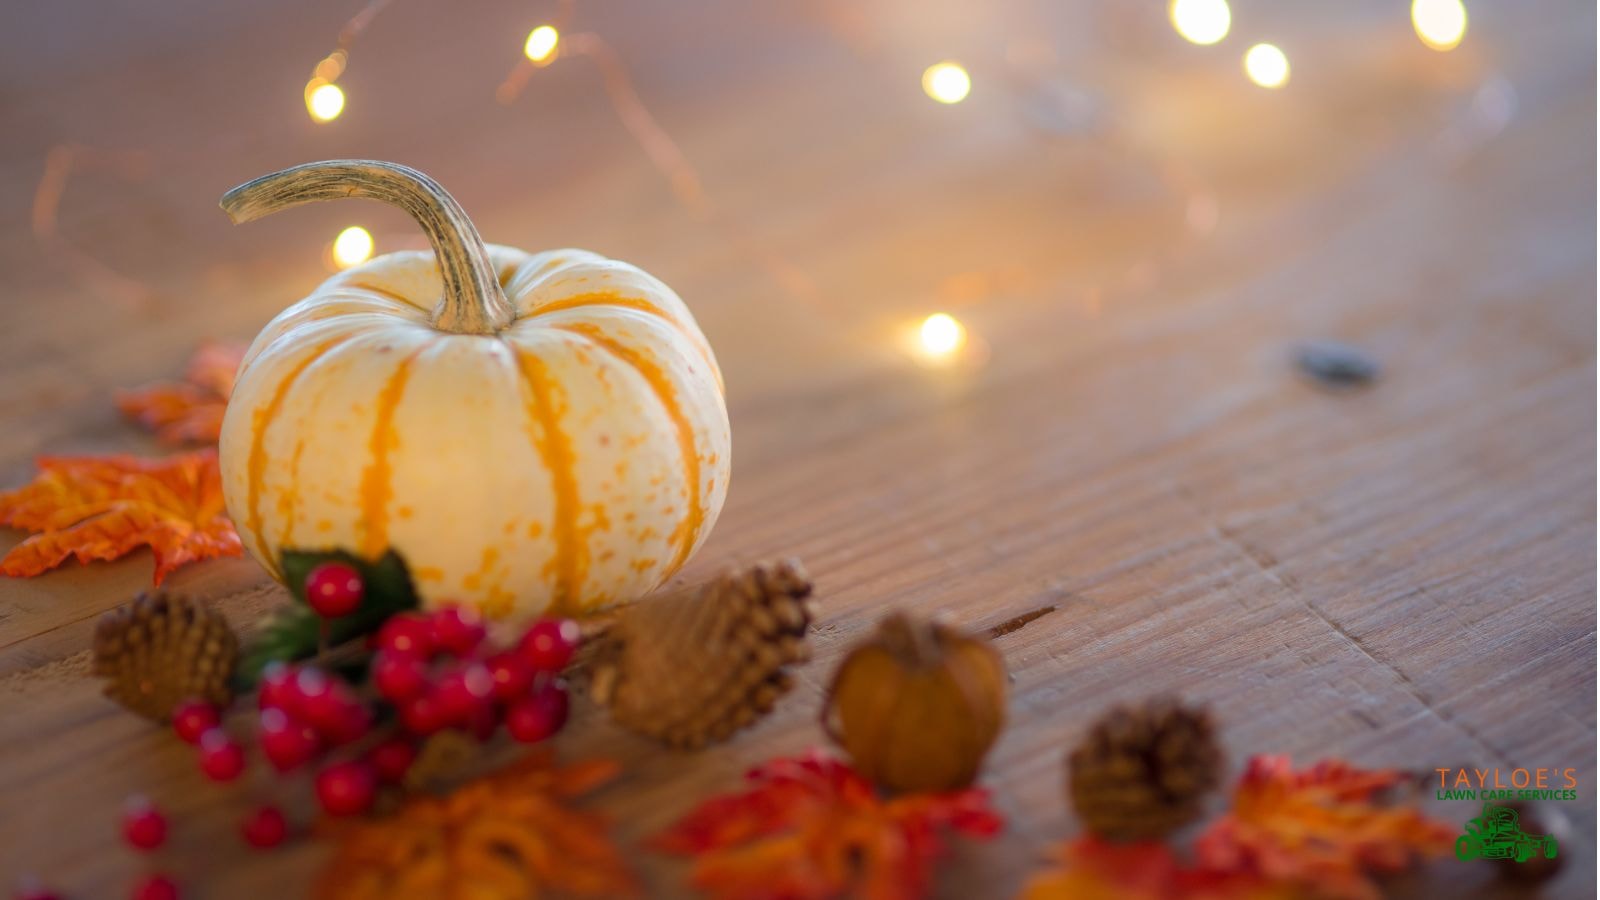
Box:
(1169, 0), (1231, 46)
(307, 81), (346, 123)
(1412, 0), (1466, 51)
(332, 226), (374, 268)
(922, 62), (972, 104)
(524, 25), (560, 63)
(919, 313), (967, 356)
(1243, 43), (1289, 88)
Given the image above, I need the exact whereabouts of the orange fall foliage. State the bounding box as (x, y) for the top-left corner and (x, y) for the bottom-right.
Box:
(0, 448), (240, 584)
(115, 339), (247, 445)
(317, 751), (637, 900)
(654, 750), (1004, 900)
(1022, 755), (1454, 900)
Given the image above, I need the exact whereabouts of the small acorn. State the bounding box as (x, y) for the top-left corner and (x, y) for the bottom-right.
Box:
(822, 611), (1006, 794)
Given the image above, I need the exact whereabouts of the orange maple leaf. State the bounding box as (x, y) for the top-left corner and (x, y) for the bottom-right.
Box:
(116, 340), (247, 444)
(1021, 837), (1295, 900)
(317, 750), (637, 900)
(0, 449), (240, 584)
(654, 750), (1003, 900)
(1193, 756), (1456, 900)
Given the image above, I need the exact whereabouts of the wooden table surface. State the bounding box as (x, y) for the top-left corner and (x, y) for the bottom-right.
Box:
(0, 1), (1593, 897)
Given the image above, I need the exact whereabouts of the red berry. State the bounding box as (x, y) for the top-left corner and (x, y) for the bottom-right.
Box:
(315, 761), (377, 816)
(376, 613), (435, 658)
(197, 728), (246, 782)
(171, 699), (220, 744)
(372, 651), (428, 703)
(130, 874), (179, 900)
(367, 737), (417, 784)
(434, 663), (495, 725)
(398, 692), (448, 736)
(241, 805), (288, 848)
(305, 562), (364, 618)
(518, 618), (580, 672)
(290, 668), (368, 743)
(257, 662), (296, 711)
(484, 652), (534, 702)
(258, 708), (321, 771)
(463, 701), (502, 741)
(121, 795), (167, 851)
(505, 680), (569, 743)
(326, 702), (374, 746)
(430, 606), (486, 656)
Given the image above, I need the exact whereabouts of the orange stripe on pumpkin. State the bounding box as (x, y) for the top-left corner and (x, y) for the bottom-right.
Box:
(245, 337), (350, 577)
(554, 323), (704, 575)
(511, 347), (586, 616)
(357, 343), (431, 560)
(530, 291), (723, 394)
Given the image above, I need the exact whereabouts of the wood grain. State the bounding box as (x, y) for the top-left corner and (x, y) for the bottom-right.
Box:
(0, 0), (1592, 897)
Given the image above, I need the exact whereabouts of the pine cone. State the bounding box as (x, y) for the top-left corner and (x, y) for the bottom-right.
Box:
(586, 559), (816, 749)
(93, 591), (238, 721)
(1068, 696), (1222, 841)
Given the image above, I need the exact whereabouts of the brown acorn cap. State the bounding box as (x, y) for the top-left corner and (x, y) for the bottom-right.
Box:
(585, 559), (816, 749)
(1068, 696), (1222, 841)
(92, 591), (238, 721)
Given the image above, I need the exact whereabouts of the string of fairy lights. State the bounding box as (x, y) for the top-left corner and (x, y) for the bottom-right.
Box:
(28, 0), (1478, 369)
(299, 0), (1475, 369)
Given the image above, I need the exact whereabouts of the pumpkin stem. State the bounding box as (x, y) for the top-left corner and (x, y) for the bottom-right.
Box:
(219, 160), (515, 335)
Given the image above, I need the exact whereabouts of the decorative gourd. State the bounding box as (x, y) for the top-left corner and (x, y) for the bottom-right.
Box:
(217, 160), (729, 621)
(822, 612), (1006, 794)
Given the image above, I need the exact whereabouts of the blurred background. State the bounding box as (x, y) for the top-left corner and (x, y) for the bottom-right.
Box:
(0, 1), (1594, 897)
(0, 0), (1587, 463)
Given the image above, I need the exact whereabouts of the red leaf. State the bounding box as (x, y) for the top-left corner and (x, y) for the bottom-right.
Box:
(1021, 837), (1296, 900)
(655, 750), (1004, 900)
(1194, 756), (1456, 900)
(0, 449), (240, 583)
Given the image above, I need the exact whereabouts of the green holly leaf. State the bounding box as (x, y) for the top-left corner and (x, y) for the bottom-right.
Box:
(234, 548), (421, 689)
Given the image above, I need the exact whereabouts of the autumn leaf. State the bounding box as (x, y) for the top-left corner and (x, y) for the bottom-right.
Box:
(654, 750), (1003, 900)
(116, 340), (247, 444)
(1193, 756), (1455, 900)
(0, 449), (240, 584)
(317, 750), (636, 900)
(1021, 837), (1295, 900)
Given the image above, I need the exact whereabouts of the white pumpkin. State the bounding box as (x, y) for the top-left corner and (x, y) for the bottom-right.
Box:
(217, 160), (729, 621)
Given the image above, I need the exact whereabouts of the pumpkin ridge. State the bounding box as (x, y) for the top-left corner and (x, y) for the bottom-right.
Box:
(358, 341), (434, 560)
(525, 291), (723, 395)
(245, 336), (351, 576)
(509, 345), (586, 616)
(342, 280), (431, 312)
(551, 323), (703, 575)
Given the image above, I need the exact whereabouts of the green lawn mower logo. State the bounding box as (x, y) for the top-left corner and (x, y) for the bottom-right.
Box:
(1456, 803), (1558, 864)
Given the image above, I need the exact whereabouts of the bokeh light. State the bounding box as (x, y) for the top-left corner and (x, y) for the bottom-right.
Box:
(1412, 0), (1467, 51)
(331, 226), (374, 268)
(922, 62), (972, 105)
(524, 25), (560, 64)
(306, 81), (345, 123)
(1243, 44), (1290, 88)
(1169, 0), (1231, 46)
(919, 313), (967, 357)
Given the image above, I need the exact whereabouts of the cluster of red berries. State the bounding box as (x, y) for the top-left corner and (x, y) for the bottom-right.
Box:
(371, 606), (578, 746)
(190, 563), (577, 820)
(84, 562), (583, 899)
